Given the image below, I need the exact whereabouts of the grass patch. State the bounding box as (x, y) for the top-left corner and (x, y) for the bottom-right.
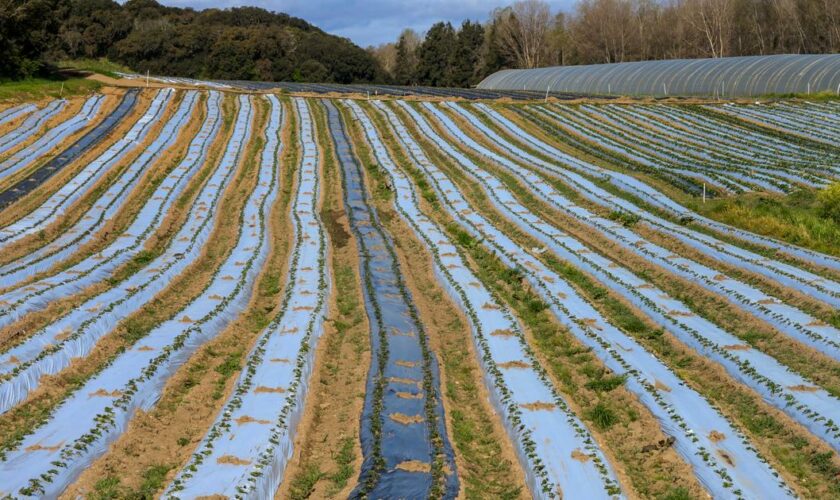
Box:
(687, 189), (840, 258)
(90, 463), (172, 499)
(57, 58), (131, 79)
(289, 464), (326, 500)
(0, 77), (101, 101)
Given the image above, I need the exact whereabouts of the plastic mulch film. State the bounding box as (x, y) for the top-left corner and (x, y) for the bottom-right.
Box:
(515, 104), (840, 273)
(473, 104), (840, 357)
(711, 103), (840, 146)
(0, 94), (275, 498)
(472, 104), (840, 310)
(347, 99), (623, 499)
(414, 102), (840, 454)
(387, 100), (794, 498)
(164, 97), (330, 498)
(0, 99), (66, 155)
(0, 89), (140, 210)
(0, 90), (210, 327)
(0, 89), (173, 248)
(0, 103), (36, 127)
(321, 100), (458, 499)
(0, 91), (227, 414)
(0, 94), (104, 182)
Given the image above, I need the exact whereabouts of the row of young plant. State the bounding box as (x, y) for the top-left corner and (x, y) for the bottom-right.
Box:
(482, 103), (840, 300)
(546, 103), (759, 193)
(0, 89), (173, 248)
(395, 100), (796, 498)
(417, 101), (840, 452)
(585, 104), (830, 190)
(775, 102), (840, 128)
(743, 103), (840, 140)
(710, 103), (839, 146)
(0, 95), (106, 185)
(581, 104), (799, 192)
(600, 103), (830, 170)
(349, 98), (624, 499)
(0, 92), (213, 327)
(516, 103), (840, 274)
(505, 106), (840, 309)
(0, 103), (36, 128)
(0, 93), (279, 498)
(0, 90), (187, 282)
(164, 96), (325, 499)
(457, 103), (840, 364)
(618, 105), (831, 166)
(547, 104), (789, 194)
(326, 99), (458, 499)
(0, 91), (225, 414)
(0, 100), (66, 156)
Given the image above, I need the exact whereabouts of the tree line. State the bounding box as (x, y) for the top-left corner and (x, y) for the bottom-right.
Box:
(370, 0), (840, 86)
(2, 0), (837, 85)
(1, 0), (383, 82)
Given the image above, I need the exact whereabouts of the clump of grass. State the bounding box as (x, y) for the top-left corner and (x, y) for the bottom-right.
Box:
(57, 58), (132, 79)
(0, 77), (101, 101)
(689, 189), (840, 257)
(289, 464), (325, 500)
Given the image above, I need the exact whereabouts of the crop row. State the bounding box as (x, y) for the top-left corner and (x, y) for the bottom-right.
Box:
(387, 99), (798, 497)
(347, 98), (626, 498)
(0, 93), (277, 497)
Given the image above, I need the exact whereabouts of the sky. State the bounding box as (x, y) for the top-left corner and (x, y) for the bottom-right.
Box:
(155, 0), (575, 47)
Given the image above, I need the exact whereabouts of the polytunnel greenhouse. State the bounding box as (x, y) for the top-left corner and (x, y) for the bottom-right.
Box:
(477, 53), (840, 97)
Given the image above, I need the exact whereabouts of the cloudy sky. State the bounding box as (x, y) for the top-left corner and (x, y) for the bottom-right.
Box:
(155, 0), (575, 47)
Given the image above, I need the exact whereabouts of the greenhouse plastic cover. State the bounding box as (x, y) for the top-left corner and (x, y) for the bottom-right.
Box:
(477, 53), (840, 97)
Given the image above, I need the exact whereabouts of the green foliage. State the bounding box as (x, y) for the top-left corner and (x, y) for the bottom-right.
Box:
(414, 22), (457, 87)
(585, 402), (618, 429)
(54, 0), (381, 83)
(57, 58), (131, 78)
(0, 77), (100, 101)
(818, 181), (840, 224)
(450, 20), (485, 87)
(608, 210), (641, 227)
(90, 464), (172, 499)
(0, 0), (69, 79)
(289, 463), (325, 500)
(690, 189), (840, 257)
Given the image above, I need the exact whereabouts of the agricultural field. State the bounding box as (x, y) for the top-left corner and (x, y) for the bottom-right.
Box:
(0, 85), (839, 499)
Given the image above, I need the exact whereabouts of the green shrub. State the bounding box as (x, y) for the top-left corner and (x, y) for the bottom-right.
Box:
(818, 182), (840, 224)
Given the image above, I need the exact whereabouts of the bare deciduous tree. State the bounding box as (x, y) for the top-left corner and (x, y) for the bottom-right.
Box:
(494, 0), (554, 68)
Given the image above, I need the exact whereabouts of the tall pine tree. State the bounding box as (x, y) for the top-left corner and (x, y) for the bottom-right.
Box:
(451, 20), (485, 87)
(414, 22), (456, 86)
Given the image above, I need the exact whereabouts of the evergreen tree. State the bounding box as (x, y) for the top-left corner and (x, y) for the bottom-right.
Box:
(414, 21), (456, 86)
(451, 20), (485, 87)
(393, 29), (418, 85)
